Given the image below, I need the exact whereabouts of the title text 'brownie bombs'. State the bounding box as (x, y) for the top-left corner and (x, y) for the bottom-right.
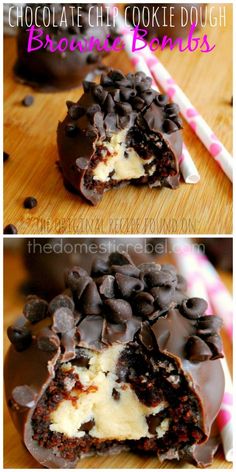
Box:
(57, 70), (183, 204)
(14, 4), (117, 90)
(5, 252), (224, 468)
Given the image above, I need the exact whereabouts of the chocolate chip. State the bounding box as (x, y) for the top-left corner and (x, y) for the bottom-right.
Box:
(4, 151), (9, 162)
(111, 264), (140, 278)
(139, 322), (157, 351)
(144, 269), (177, 289)
(138, 262), (161, 272)
(147, 414), (162, 434)
(79, 419), (95, 432)
(37, 328), (60, 351)
(81, 281), (102, 315)
(7, 325), (32, 351)
(66, 266), (88, 291)
(91, 258), (109, 277)
(66, 102), (85, 120)
(176, 274), (187, 291)
(141, 91), (156, 106)
(181, 298), (208, 320)
(104, 94), (115, 113)
(52, 307), (75, 334)
(204, 333), (223, 360)
(65, 122), (78, 137)
(104, 112), (117, 133)
(135, 71), (147, 82)
(133, 292), (154, 317)
(4, 224), (18, 234)
(109, 251), (134, 266)
(83, 81), (94, 93)
(92, 85), (108, 104)
(12, 385), (36, 408)
(23, 297), (48, 323)
(97, 275), (115, 299)
(101, 74), (113, 87)
(151, 285), (175, 309)
(87, 52), (98, 64)
(22, 95), (34, 107)
(164, 103), (180, 117)
(23, 196), (37, 209)
(197, 315), (223, 335)
(112, 388), (120, 401)
(77, 315), (104, 350)
(185, 336), (212, 362)
(116, 102), (132, 116)
(163, 119), (179, 133)
(131, 96), (145, 110)
(105, 298), (133, 323)
(155, 94), (168, 107)
(120, 87), (136, 101)
(48, 294), (75, 315)
(108, 70), (126, 81)
(87, 104), (101, 119)
(115, 273), (144, 298)
(110, 88), (120, 102)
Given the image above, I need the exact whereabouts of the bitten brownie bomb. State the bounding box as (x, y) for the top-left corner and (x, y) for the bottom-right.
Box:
(57, 70), (182, 204)
(14, 4), (116, 90)
(5, 252), (224, 468)
(126, 4), (205, 41)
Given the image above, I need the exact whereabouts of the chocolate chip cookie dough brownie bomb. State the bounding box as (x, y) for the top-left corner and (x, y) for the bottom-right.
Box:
(14, 4), (117, 90)
(5, 252), (224, 468)
(57, 70), (183, 204)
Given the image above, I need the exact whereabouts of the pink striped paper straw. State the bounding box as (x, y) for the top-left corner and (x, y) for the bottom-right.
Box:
(139, 49), (232, 182)
(171, 238), (233, 462)
(111, 9), (200, 185)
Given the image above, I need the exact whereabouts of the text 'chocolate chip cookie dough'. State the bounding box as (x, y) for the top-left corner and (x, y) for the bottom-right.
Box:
(5, 251), (224, 468)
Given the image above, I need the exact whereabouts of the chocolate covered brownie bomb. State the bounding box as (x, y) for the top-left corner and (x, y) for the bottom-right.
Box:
(57, 69), (182, 204)
(5, 252), (224, 468)
(126, 4), (205, 41)
(14, 4), (116, 90)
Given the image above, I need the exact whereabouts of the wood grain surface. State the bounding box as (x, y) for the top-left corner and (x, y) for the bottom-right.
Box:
(3, 4), (233, 235)
(3, 244), (232, 469)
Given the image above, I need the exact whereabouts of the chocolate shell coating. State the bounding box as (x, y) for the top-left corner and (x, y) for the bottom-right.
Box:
(5, 252), (224, 468)
(14, 4), (115, 91)
(57, 70), (182, 204)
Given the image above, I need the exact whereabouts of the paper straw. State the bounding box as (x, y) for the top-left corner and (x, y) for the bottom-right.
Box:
(139, 49), (232, 182)
(171, 238), (233, 462)
(111, 9), (200, 185)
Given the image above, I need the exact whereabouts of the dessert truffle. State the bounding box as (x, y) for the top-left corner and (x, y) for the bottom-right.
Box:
(57, 70), (182, 205)
(5, 252), (224, 468)
(126, 4), (205, 41)
(14, 4), (116, 91)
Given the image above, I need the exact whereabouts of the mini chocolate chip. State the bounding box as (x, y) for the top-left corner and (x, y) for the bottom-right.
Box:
(120, 87), (136, 101)
(161, 264), (176, 275)
(7, 325), (32, 351)
(151, 285), (175, 309)
(65, 122), (78, 137)
(4, 224), (18, 234)
(141, 91), (156, 106)
(82, 81), (94, 93)
(131, 96), (145, 110)
(22, 95), (34, 107)
(133, 292), (154, 317)
(74, 276), (93, 299)
(12, 385), (36, 408)
(66, 102), (85, 120)
(81, 281), (102, 315)
(118, 115), (131, 129)
(92, 85), (108, 104)
(164, 103), (180, 116)
(79, 419), (95, 432)
(87, 104), (101, 118)
(112, 388), (120, 401)
(110, 88), (120, 102)
(135, 71), (147, 81)
(138, 262), (161, 272)
(116, 78), (132, 88)
(97, 275), (115, 299)
(104, 94), (115, 113)
(155, 94), (168, 107)
(185, 336), (212, 362)
(37, 327), (60, 351)
(197, 315), (223, 335)
(66, 266), (88, 291)
(147, 414), (162, 434)
(163, 119), (179, 133)
(52, 307), (75, 334)
(139, 322), (157, 351)
(105, 298), (133, 323)
(181, 298), (208, 320)
(23, 297), (48, 323)
(115, 273), (144, 298)
(116, 102), (132, 116)
(111, 264), (140, 278)
(108, 70), (126, 81)
(173, 116), (183, 128)
(87, 53), (98, 64)
(108, 251), (134, 267)
(101, 74), (113, 87)
(91, 258), (109, 277)
(23, 196), (37, 209)
(204, 333), (223, 359)
(176, 274), (187, 291)
(4, 151), (9, 162)
(144, 269), (177, 288)
(49, 294), (75, 315)
(104, 112), (117, 133)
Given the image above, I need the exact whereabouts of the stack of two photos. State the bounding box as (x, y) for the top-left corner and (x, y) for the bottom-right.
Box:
(2, 1), (233, 470)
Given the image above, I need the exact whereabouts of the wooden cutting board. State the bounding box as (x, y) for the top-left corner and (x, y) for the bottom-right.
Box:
(3, 4), (232, 235)
(3, 248), (232, 469)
